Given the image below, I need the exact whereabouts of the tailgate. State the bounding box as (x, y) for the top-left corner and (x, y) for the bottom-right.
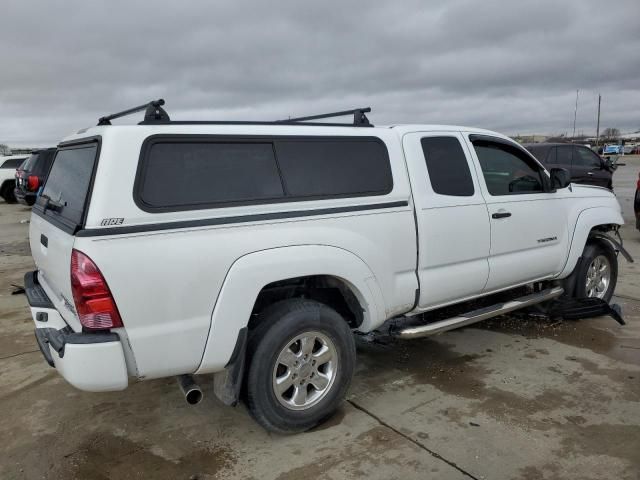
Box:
(29, 140), (100, 331)
(29, 214), (79, 329)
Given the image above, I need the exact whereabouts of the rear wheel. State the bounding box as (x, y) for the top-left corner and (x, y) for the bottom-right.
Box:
(245, 299), (356, 434)
(571, 241), (618, 302)
(0, 181), (17, 203)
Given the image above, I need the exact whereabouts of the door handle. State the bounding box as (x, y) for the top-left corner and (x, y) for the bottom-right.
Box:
(492, 211), (511, 219)
(587, 172), (593, 176)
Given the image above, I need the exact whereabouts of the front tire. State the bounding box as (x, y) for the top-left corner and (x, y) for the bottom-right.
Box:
(245, 299), (356, 434)
(572, 240), (618, 302)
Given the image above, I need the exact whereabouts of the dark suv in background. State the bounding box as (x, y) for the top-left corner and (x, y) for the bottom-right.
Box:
(14, 148), (55, 206)
(524, 143), (614, 189)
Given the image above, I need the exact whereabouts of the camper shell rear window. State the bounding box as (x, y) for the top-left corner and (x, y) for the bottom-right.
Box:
(33, 139), (100, 234)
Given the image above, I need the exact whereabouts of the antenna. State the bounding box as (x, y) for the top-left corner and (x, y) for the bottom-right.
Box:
(595, 94), (601, 147)
(572, 89), (579, 140)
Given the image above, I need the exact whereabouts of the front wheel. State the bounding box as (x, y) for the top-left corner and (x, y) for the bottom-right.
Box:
(245, 299), (356, 434)
(572, 241), (618, 302)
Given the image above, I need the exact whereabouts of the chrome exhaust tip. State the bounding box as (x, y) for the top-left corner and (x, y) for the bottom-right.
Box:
(177, 374), (203, 405)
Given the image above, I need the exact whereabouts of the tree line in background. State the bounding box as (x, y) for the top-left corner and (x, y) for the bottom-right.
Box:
(517, 126), (627, 145)
(601, 128), (621, 140)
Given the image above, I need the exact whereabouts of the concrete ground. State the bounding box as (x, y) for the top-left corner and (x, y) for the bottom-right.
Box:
(0, 158), (638, 480)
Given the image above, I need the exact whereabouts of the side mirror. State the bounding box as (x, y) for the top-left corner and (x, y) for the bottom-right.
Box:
(550, 167), (571, 189)
(604, 157), (622, 171)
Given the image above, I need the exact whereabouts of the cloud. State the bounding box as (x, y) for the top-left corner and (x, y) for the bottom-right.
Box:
(1, 0), (639, 146)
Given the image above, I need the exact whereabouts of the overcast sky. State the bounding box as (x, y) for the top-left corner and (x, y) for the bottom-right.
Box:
(1, 0), (639, 147)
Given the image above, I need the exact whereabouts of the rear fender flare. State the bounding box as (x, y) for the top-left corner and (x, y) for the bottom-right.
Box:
(196, 245), (385, 374)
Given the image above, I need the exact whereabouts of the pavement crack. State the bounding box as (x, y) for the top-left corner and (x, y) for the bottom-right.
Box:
(347, 399), (481, 480)
(0, 349), (40, 361)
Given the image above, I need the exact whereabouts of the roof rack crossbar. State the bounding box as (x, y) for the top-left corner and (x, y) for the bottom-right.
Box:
(277, 107), (372, 126)
(97, 100), (373, 127)
(98, 99), (169, 126)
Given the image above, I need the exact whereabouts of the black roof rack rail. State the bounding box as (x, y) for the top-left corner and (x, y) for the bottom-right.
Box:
(98, 99), (169, 126)
(276, 107), (372, 126)
(97, 100), (373, 127)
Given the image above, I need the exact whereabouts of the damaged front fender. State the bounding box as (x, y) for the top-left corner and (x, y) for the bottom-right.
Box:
(590, 231), (634, 263)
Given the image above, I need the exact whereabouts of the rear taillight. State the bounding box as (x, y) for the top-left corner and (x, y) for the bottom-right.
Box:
(27, 175), (39, 191)
(70, 249), (123, 330)
(637, 172), (640, 190)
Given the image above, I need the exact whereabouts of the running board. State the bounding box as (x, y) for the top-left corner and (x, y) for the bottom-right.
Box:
(394, 286), (565, 339)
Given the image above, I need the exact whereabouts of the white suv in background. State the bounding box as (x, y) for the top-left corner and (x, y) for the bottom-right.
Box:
(24, 100), (631, 433)
(0, 155), (28, 203)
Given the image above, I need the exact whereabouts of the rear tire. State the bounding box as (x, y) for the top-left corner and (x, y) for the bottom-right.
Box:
(245, 299), (356, 434)
(570, 240), (618, 302)
(0, 181), (17, 204)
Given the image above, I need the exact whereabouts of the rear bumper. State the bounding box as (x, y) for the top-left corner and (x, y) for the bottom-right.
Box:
(25, 271), (128, 392)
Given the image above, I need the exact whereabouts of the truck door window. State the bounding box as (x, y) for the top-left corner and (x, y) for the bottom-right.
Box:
(573, 147), (602, 168)
(473, 141), (543, 195)
(420, 137), (474, 196)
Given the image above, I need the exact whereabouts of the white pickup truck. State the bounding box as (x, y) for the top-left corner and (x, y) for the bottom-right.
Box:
(24, 101), (631, 433)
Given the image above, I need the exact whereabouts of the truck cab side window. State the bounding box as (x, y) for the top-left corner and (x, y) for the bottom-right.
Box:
(473, 141), (544, 195)
(420, 136), (474, 196)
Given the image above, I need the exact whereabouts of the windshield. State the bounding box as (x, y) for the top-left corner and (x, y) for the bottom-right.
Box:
(40, 144), (98, 228)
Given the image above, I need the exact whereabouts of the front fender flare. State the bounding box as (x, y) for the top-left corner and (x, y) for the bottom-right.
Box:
(558, 207), (624, 278)
(196, 245), (385, 374)
(590, 232), (633, 263)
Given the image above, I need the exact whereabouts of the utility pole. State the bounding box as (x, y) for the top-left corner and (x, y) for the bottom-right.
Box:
(572, 89), (579, 140)
(595, 94), (601, 147)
